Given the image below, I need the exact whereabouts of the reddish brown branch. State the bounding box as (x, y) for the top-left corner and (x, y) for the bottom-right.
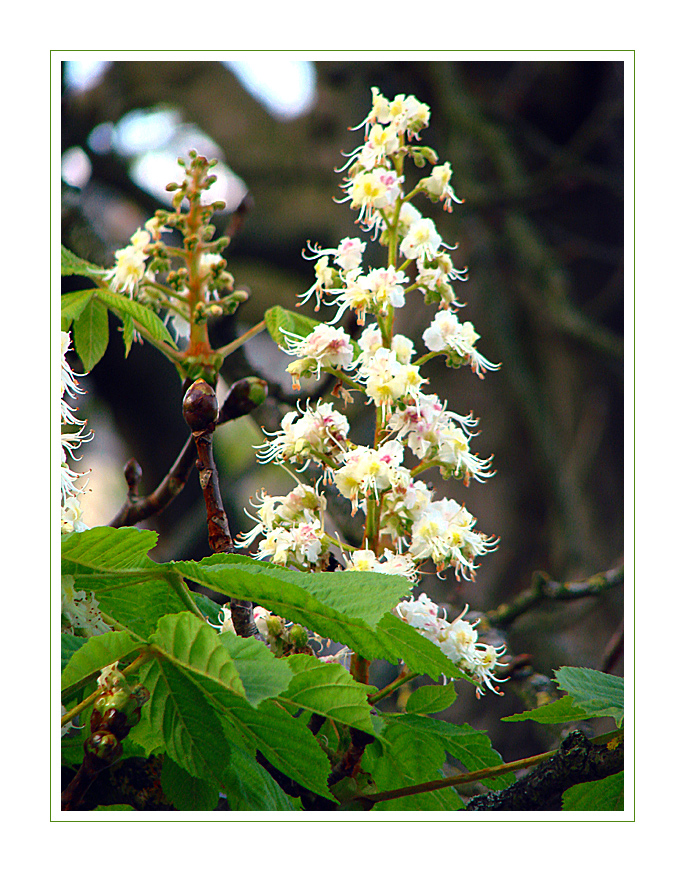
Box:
(182, 378), (259, 638)
(108, 377), (267, 528)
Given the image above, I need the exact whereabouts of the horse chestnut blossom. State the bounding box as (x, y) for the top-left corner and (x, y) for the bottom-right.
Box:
(240, 87), (505, 694)
(395, 593), (506, 696)
(281, 323), (356, 388)
(104, 227), (153, 297)
(423, 309), (500, 377)
(60, 331), (91, 532)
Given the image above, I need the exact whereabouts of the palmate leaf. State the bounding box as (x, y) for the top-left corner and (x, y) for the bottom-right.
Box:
(175, 553), (412, 628)
(149, 613), (246, 702)
(61, 526), (159, 572)
(138, 656), (230, 784)
(222, 744), (299, 811)
(96, 287), (177, 350)
(214, 694), (335, 801)
(62, 528), (187, 636)
(218, 632), (292, 706)
(502, 695), (590, 725)
(160, 755), (220, 812)
(279, 654), (374, 733)
(61, 288), (96, 329)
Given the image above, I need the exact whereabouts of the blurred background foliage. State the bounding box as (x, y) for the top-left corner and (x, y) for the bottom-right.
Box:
(60, 57), (624, 763)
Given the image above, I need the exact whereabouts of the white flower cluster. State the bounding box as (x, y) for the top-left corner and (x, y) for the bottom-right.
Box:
(237, 484), (328, 570)
(61, 575), (109, 636)
(395, 593), (505, 696)
(242, 87), (502, 684)
(60, 331), (91, 534)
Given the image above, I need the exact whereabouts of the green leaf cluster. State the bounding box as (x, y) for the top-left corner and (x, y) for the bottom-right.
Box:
(61, 526), (487, 811)
(61, 245), (177, 369)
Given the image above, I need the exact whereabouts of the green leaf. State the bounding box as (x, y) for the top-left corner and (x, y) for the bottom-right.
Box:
(264, 305), (321, 348)
(96, 287), (177, 350)
(562, 771), (624, 811)
(73, 295), (109, 369)
(502, 695), (590, 724)
(61, 634), (87, 673)
(216, 694), (335, 801)
(149, 613), (246, 701)
(61, 630), (140, 694)
(555, 667), (624, 727)
(406, 682), (457, 715)
(61, 289), (96, 328)
(381, 713), (515, 790)
(222, 744), (298, 811)
(175, 553), (411, 629)
(364, 719), (464, 811)
(61, 244), (102, 277)
(279, 654), (374, 733)
(138, 656), (231, 785)
(160, 755), (219, 811)
(218, 632), (292, 706)
(62, 528), (185, 636)
(173, 555), (401, 663)
(61, 526), (160, 572)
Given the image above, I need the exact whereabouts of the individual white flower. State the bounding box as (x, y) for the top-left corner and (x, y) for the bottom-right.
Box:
(399, 217), (443, 261)
(298, 253), (338, 309)
(359, 266), (409, 315)
(343, 547), (418, 583)
(423, 310), (500, 378)
(60, 495), (88, 534)
(333, 441), (404, 514)
(256, 400), (350, 469)
(420, 162), (464, 212)
(395, 593), (443, 640)
(256, 519), (324, 568)
(359, 347), (426, 412)
(105, 228), (152, 297)
(355, 122), (401, 169)
(342, 168), (402, 232)
(434, 422), (495, 485)
(281, 323), (356, 388)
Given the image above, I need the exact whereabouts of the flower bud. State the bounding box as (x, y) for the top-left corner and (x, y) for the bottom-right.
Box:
(289, 624), (309, 650)
(85, 730), (122, 764)
(183, 379), (218, 431)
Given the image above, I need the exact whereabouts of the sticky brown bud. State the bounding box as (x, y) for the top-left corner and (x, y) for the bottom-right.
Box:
(183, 379), (218, 431)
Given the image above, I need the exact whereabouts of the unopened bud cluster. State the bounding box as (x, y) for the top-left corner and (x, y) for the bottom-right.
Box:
(102, 152), (243, 343)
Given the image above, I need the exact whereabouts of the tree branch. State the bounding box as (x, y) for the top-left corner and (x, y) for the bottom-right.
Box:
(486, 565), (624, 629)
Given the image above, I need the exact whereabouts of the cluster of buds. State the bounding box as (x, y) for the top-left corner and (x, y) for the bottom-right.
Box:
(102, 152), (243, 345)
(60, 331), (91, 534)
(215, 604), (312, 657)
(84, 663), (150, 767)
(238, 88), (504, 694)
